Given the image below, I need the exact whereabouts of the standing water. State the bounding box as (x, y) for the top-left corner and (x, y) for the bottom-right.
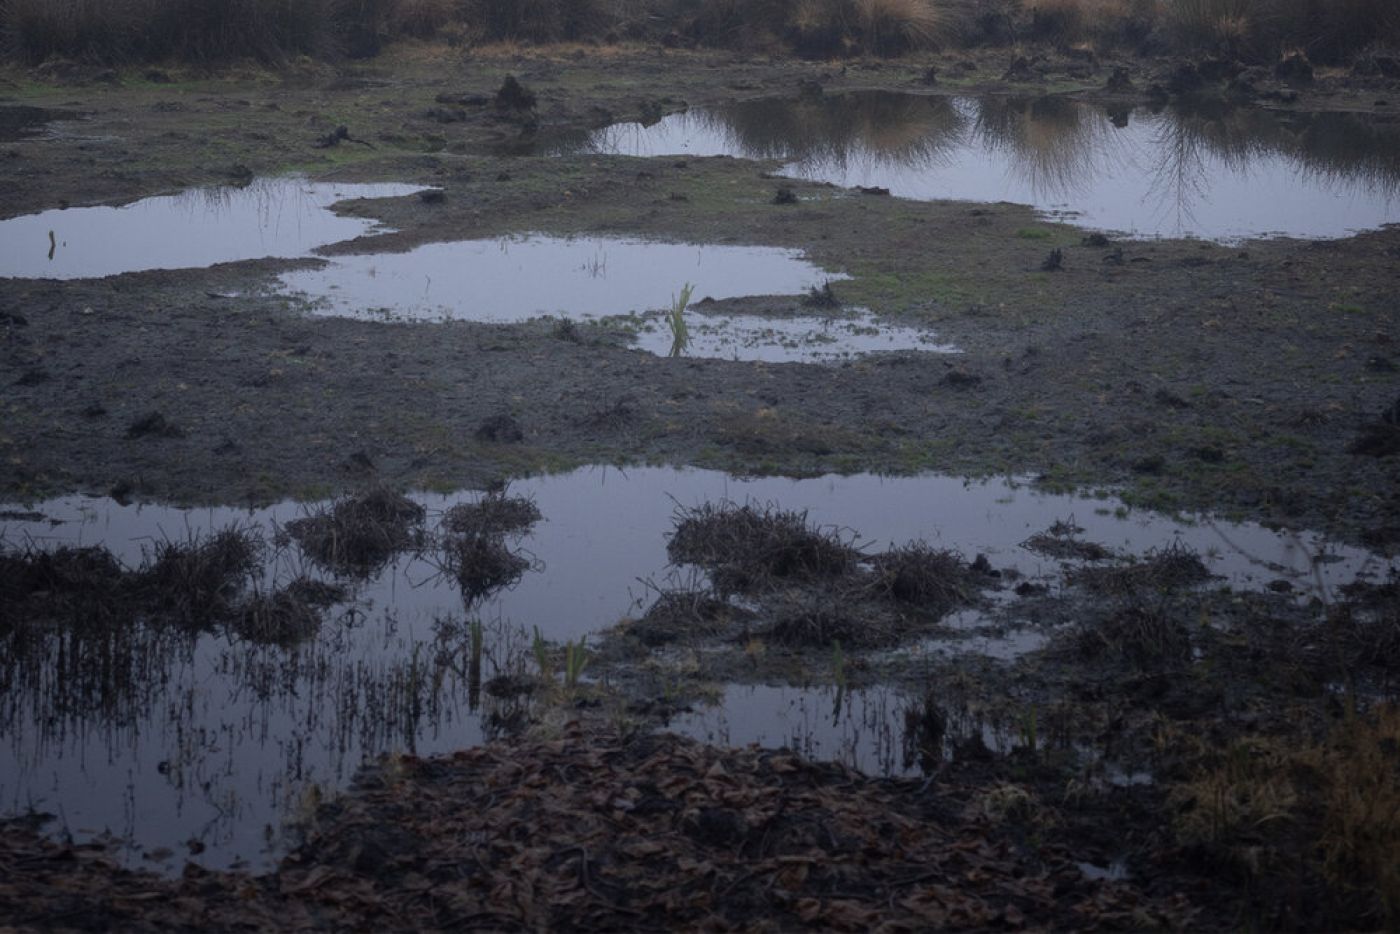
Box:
(550, 92), (1400, 242)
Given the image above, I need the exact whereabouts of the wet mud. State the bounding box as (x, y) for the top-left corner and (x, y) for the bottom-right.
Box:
(2, 41), (1399, 929)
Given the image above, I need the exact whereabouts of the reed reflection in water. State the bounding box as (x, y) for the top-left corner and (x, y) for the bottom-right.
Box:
(562, 91), (1400, 241)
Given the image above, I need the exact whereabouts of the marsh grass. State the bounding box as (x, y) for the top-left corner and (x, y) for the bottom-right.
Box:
(1068, 541), (1211, 595)
(1170, 706), (1400, 926)
(668, 501), (860, 587)
(284, 486), (426, 578)
(666, 282), (694, 358)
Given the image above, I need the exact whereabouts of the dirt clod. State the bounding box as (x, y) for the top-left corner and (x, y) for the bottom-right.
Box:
(125, 411), (183, 439)
(475, 414), (524, 443)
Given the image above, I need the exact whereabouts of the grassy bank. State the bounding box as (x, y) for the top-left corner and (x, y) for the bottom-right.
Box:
(3, 0), (1396, 66)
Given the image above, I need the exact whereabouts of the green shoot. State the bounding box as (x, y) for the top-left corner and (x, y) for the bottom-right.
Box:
(667, 282), (694, 357)
(564, 637), (589, 689)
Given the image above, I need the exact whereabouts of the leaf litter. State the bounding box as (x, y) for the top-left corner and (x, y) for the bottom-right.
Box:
(0, 723), (1200, 931)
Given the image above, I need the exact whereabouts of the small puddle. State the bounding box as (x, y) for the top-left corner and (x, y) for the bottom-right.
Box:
(280, 235), (954, 361)
(0, 105), (68, 142)
(280, 234), (841, 322)
(0, 177), (425, 279)
(549, 92), (1400, 242)
(629, 306), (958, 362)
(2, 467), (1391, 870)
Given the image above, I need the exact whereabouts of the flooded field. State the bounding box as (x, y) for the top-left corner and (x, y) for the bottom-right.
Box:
(3, 466), (1391, 870)
(555, 92), (1400, 241)
(0, 178), (425, 279)
(3, 37), (1399, 927)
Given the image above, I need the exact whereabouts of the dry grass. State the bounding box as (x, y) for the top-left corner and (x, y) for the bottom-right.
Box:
(442, 533), (531, 601)
(284, 486), (426, 577)
(667, 501), (859, 590)
(871, 542), (971, 610)
(1067, 542), (1210, 595)
(1074, 604), (1193, 668)
(853, 0), (945, 55)
(1159, 0), (1400, 63)
(1170, 707), (1400, 926)
(441, 493), (542, 538)
(1, 0), (346, 64)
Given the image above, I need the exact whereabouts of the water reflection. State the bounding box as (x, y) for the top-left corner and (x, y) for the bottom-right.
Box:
(2, 466), (1391, 870)
(281, 234), (843, 323)
(552, 91), (1400, 241)
(0, 178), (426, 279)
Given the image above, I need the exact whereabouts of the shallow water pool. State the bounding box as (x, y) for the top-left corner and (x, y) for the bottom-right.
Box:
(550, 92), (1400, 242)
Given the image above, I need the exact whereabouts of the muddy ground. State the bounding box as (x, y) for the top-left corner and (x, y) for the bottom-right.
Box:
(2, 39), (1400, 930)
(1, 43), (1397, 546)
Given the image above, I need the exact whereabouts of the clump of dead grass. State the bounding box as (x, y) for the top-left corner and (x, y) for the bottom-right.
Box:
(285, 486), (426, 577)
(768, 590), (887, 645)
(0, 545), (124, 624)
(1023, 519), (1114, 561)
(1068, 541), (1210, 595)
(629, 589), (750, 646)
(137, 528), (261, 624)
(442, 493), (541, 538)
(661, 501), (978, 647)
(441, 533), (532, 602)
(234, 577), (346, 646)
(1074, 603), (1193, 668)
(668, 501), (859, 590)
(1169, 706), (1400, 926)
(871, 542), (971, 610)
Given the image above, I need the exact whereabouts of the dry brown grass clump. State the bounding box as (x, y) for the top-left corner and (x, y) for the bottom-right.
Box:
(285, 487), (426, 577)
(871, 542), (971, 610)
(442, 493), (542, 538)
(678, 0), (947, 56)
(1, 0), (346, 64)
(234, 577), (346, 646)
(1, 528), (339, 647)
(137, 528), (261, 624)
(1074, 604), (1193, 668)
(629, 589), (751, 646)
(1159, 0), (1400, 63)
(768, 590), (885, 645)
(668, 502), (859, 590)
(0, 545), (124, 625)
(1068, 542), (1210, 595)
(442, 533), (532, 601)
(1170, 706), (1400, 927)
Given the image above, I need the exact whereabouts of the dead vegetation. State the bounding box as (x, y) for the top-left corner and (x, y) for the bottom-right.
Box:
(6, 0), (1397, 65)
(436, 492), (542, 602)
(1023, 520), (1114, 560)
(668, 501), (858, 585)
(657, 501), (975, 647)
(871, 541), (972, 609)
(0, 529), (332, 647)
(1067, 541), (1211, 594)
(441, 532), (533, 601)
(1073, 603), (1193, 668)
(0, 725), (1201, 931)
(1166, 704), (1400, 928)
(284, 486), (426, 577)
(442, 491), (542, 538)
(626, 588), (750, 646)
(234, 577), (347, 646)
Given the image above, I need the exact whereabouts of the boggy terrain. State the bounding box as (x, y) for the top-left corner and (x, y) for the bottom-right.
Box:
(2, 39), (1400, 931)
(2, 45), (1398, 542)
